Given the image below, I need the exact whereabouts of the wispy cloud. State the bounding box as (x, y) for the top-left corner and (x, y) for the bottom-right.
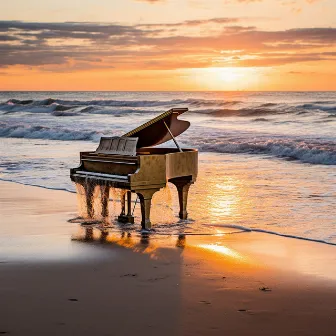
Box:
(137, 17), (240, 28)
(0, 20), (335, 71)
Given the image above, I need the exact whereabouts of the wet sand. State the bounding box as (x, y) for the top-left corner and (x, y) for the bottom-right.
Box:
(0, 180), (336, 336)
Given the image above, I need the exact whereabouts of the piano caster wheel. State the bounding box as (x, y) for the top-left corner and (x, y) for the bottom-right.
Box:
(117, 215), (135, 224)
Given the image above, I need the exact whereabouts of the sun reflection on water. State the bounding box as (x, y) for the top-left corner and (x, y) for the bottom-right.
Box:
(198, 244), (243, 260)
(204, 177), (242, 219)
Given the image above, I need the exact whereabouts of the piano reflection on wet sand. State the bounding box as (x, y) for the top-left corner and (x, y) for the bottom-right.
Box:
(70, 108), (198, 230)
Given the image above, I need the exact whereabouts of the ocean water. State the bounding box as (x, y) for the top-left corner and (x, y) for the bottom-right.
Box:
(0, 91), (335, 244)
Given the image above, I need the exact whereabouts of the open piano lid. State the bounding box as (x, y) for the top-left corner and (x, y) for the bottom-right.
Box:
(123, 108), (190, 148)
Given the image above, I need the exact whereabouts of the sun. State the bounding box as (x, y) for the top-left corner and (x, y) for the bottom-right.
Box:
(217, 68), (244, 83)
(186, 67), (262, 90)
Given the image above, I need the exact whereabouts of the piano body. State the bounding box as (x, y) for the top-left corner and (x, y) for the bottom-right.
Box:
(70, 108), (198, 230)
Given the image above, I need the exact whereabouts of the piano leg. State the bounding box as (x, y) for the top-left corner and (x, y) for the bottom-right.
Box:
(100, 230), (108, 242)
(101, 186), (110, 218)
(85, 183), (95, 218)
(121, 192), (126, 216)
(118, 191), (135, 224)
(85, 227), (94, 241)
(136, 189), (160, 230)
(127, 191), (132, 218)
(170, 178), (193, 220)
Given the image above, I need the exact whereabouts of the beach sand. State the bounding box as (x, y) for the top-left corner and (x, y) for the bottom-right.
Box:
(0, 180), (336, 335)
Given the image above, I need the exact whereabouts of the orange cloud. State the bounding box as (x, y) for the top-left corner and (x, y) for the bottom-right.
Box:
(0, 20), (335, 75)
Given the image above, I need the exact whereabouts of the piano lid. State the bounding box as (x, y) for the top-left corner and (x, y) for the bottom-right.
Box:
(123, 108), (190, 148)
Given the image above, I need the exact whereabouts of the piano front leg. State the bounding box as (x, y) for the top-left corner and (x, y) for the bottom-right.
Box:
(170, 178), (193, 220)
(101, 185), (110, 218)
(85, 183), (95, 218)
(136, 188), (161, 230)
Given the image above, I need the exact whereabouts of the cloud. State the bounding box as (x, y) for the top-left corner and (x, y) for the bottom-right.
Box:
(137, 17), (240, 28)
(0, 35), (19, 41)
(221, 0), (324, 10)
(0, 20), (335, 71)
(287, 71), (317, 74)
(0, 21), (140, 36)
(304, 0), (324, 3)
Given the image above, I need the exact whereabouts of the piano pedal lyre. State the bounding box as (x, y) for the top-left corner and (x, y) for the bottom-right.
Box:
(117, 190), (135, 224)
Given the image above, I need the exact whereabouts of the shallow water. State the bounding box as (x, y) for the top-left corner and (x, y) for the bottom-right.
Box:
(0, 91), (335, 244)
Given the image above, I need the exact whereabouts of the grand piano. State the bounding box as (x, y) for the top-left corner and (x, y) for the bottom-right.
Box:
(70, 108), (198, 230)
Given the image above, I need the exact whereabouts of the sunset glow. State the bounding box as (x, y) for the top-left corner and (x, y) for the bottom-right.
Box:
(1, 0), (335, 91)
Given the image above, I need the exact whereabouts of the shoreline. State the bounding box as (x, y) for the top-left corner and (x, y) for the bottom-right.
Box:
(1, 180), (336, 335)
(1, 177), (335, 247)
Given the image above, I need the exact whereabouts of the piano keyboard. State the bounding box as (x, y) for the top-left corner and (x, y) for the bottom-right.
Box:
(73, 171), (129, 181)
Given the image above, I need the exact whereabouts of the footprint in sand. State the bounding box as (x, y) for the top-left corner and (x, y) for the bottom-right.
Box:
(259, 286), (272, 292)
(121, 273), (138, 277)
(200, 300), (211, 305)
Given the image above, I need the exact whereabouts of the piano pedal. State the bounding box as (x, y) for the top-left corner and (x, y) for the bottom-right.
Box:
(117, 215), (135, 224)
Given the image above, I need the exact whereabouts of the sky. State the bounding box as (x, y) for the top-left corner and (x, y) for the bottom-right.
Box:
(0, 0), (335, 91)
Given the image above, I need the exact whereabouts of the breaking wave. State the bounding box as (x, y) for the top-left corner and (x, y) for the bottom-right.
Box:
(252, 118), (270, 122)
(195, 108), (279, 117)
(1, 94), (335, 165)
(196, 138), (336, 165)
(0, 122), (103, 141)
(1, 97), (239, 111)
(1, 120), (335, 165)
(1, 97), (335, 118)
(298, 103), (336, 112)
